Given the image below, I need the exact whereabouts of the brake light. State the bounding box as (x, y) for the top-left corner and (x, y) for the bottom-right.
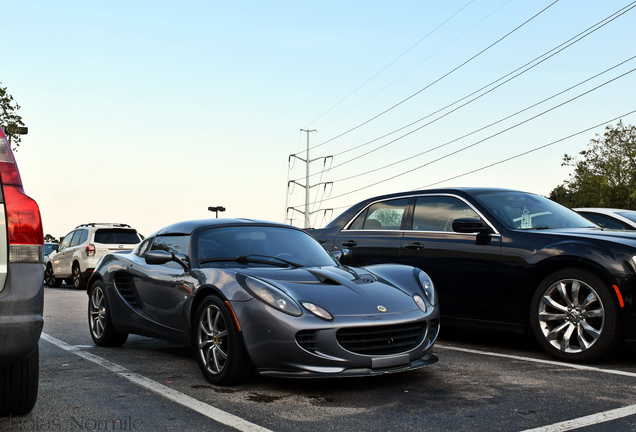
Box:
(85, 244), (95, 256)
(0, 127), (43, 262)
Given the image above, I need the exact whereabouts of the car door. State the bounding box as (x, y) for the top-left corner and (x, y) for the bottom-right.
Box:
(334, 198), (409, 267)
(130, 234), (195, 331)
(399, 195), (508, 323)
(53, 230), (78, 277)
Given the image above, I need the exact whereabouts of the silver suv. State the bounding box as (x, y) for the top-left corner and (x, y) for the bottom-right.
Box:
(45, 223), (141, 289)
(0, 126), (44, 415)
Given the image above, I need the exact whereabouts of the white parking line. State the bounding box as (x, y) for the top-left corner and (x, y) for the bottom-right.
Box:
(436, 344), (636, 378)
(41, 333), (273, 432)
(436, 344), (636, 431)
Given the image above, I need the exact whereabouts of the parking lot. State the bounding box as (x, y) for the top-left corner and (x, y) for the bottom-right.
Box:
(12, 286), (633, 431)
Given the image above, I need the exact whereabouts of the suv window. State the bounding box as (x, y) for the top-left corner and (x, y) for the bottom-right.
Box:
(59, 231), (74, 250)
(349, 198), (409, 230)
(70, 229), (88, 246)
(94, 229), (140, 244)
(413, 196), (480, 232)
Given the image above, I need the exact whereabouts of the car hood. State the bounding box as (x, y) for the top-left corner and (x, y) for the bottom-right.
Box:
(239, 265), (419, 316)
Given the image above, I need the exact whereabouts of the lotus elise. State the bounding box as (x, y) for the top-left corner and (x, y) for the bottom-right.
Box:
(87, 219), (439, 384)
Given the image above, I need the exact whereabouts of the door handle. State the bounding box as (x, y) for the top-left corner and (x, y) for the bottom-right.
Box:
(341, 240), (357, 247)
(404, 242), (425, 250)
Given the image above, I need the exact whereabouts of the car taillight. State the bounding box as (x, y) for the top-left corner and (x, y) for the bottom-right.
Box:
(0, 127), (43, 263)
(85, 244), (95, 256)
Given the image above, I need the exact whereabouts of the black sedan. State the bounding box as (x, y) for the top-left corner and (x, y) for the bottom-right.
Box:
(87, 219), (439, 385)
(310, 187), (636, 363)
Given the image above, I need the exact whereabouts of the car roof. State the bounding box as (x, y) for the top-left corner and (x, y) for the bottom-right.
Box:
(153, 218), (298, 236)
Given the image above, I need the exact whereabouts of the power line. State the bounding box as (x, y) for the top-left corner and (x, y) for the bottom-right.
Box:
(305, 0), (560, 153)
(313, 67), (636, 203)
(290, 0), (636, 186)
(417, 109), (636, 189)
(329, 58), (636, 184)
(318, 1), (636, 171)
(304, 0), (477, 129)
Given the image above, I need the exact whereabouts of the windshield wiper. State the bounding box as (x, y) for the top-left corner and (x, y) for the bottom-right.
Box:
(237, 254), (302, 268)
(199, 254), (301, 268)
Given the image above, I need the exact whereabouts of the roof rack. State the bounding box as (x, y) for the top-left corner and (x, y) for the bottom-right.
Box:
(75, 223), (132, 228)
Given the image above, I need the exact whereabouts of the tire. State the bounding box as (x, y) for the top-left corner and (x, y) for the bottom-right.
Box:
(193, 296), (252, 385)
(72, 263), (88, 290)
(88, 281), (128, 347)
(531, 268), (622, 362)
(0, 346), (39, 416)
(44, 264), (62, 287)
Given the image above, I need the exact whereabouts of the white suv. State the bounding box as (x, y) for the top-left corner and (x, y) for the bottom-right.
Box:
(45, 223), (142, 289)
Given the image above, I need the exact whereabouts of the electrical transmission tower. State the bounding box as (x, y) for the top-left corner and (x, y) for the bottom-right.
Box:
(287, 129), (333, 228)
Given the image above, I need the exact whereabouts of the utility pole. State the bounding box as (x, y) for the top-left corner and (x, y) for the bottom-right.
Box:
(287, 129), (333, 229)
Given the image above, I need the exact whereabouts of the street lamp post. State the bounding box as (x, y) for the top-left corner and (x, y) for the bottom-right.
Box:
(208, 206), (226, 218)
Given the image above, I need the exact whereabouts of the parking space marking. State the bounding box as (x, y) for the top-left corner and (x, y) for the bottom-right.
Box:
(437, 344), (636, 431)
(41, 333), (273, 432)
(517, 404), (636, 432)
(436, 344), (636, 378)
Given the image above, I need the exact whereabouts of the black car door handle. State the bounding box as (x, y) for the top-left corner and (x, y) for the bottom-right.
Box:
(342, 240), (357, 247)
(404, 242), (425, 250)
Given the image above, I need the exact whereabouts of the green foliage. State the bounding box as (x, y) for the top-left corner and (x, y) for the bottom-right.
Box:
(0, 82), (26, 149)
(549, 120), (636, 209)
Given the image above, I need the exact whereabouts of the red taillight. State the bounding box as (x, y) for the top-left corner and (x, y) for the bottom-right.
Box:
(85, 244), (95, 256)
(0, 128), (43, 262)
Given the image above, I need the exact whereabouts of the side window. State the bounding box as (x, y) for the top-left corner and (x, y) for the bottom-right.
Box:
(59, 231), (74, 250)
(76, 229), (89, 245)
(348, 198), (409, 230)
(69, 230), (88, 247)
(413, 196), (480, 232)
(150, 235), (190, 255)
(135, 237), (154, 257)
(150, 235), (190, 269)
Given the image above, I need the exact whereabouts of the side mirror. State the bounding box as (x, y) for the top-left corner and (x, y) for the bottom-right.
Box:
(145, 250), (189, 271)
(52, 244), (59, 252)
(145, 250), (173, 265)
(452, 218), (492, 235)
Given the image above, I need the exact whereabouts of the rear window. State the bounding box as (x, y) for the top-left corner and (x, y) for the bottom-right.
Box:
(94, 229), (141, 244)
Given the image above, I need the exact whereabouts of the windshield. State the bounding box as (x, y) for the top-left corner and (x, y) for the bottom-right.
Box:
(474, 191), (598, 230)
(197, 226), (338, 268)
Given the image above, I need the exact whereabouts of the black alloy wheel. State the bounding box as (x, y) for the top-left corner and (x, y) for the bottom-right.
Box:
(531, 268), (622, 362)
(44, 264), (62, 287)
(88, 281), (128, 347)
(193, 296), (252, 385)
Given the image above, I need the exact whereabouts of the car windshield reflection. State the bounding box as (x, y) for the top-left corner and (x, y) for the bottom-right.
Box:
(197, 226), (337, 268)
(474, 191), (599, 230)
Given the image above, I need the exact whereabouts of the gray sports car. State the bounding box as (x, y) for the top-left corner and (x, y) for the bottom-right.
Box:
(87, 219), (439, 385)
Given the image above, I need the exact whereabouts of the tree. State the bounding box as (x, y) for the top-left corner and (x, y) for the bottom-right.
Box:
(549, 120), (636, 209)
(0, 82), (26, 149)
(44, 234), (59, 243)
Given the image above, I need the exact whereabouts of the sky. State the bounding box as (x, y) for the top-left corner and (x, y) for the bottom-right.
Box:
(2, 0), (635, 239)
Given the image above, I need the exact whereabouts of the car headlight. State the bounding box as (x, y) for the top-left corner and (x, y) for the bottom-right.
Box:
(414, 269), (437, 306)
(239, 275), (302, 316)
(301, 301), (333, 321)
(413, 294), (427, 313)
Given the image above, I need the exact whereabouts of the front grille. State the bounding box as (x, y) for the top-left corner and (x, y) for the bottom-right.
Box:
(113, 273), (141, 308)
(336, 322), (427, 356)
(296, 330), (321, 353)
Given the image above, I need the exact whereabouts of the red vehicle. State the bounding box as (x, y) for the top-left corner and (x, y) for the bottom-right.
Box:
(0, 126), (44, 415)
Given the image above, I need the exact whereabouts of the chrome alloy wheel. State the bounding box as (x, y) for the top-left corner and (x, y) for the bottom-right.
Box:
(537, 278), (604, 354)
(197, 304), (229, 375)
(89, 285), (107, 339)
